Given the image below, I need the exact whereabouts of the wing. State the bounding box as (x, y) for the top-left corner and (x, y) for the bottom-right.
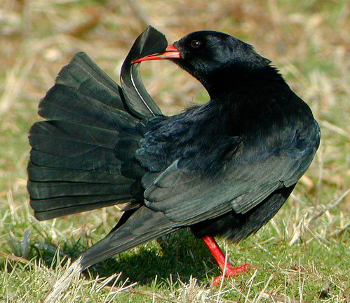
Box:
(140, 115), (320, 225)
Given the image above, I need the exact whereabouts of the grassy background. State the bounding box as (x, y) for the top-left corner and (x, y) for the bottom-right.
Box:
(0, 0), (349, 302)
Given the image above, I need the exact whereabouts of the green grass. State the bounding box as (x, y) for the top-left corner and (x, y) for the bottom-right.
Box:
(1, 0), (349, 302)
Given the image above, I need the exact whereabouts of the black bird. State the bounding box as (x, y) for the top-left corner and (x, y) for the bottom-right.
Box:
(28, 27), (320, 284)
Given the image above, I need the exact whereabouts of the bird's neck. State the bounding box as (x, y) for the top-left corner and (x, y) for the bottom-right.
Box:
(201, 65), (287, 99)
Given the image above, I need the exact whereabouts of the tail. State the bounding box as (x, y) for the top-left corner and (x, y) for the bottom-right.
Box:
(28, 52), (144, 220)
(79, 206), (179, 269)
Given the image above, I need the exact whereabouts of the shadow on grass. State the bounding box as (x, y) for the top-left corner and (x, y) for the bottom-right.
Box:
(83, 229), (219, 285)
(1, 228), (220, 286)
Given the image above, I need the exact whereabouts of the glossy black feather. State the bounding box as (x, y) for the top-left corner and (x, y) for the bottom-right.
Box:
(33, 198), (123, 221)
(27, 162), (128, 184)
(54, 52), (125, 111)
(38, 84), (136, 129)
(120, 26), (166, 118)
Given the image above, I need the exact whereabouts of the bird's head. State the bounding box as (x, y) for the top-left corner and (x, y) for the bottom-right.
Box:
(133, 31), (279, 98)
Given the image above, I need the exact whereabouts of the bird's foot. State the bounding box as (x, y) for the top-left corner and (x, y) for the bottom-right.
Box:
(212, 263), (253, 286)
(201, 236), (256, 286)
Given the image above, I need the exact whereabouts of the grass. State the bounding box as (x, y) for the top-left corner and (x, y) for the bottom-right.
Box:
(0, 0), (349, 302)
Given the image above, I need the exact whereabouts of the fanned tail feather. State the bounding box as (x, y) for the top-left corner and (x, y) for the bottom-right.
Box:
(28, 52), (144, 220)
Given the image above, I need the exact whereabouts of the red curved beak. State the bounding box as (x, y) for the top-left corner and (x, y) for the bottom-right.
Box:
(133, 44), (181, 64)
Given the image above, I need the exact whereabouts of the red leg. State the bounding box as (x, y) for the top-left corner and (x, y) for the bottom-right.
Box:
(202, 235), (252, 285)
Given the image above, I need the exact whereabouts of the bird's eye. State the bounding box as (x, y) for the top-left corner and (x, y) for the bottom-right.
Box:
(191, 40), (201, 48)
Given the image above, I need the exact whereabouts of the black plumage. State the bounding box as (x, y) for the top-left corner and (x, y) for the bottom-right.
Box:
(27, 26), (320, 279)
